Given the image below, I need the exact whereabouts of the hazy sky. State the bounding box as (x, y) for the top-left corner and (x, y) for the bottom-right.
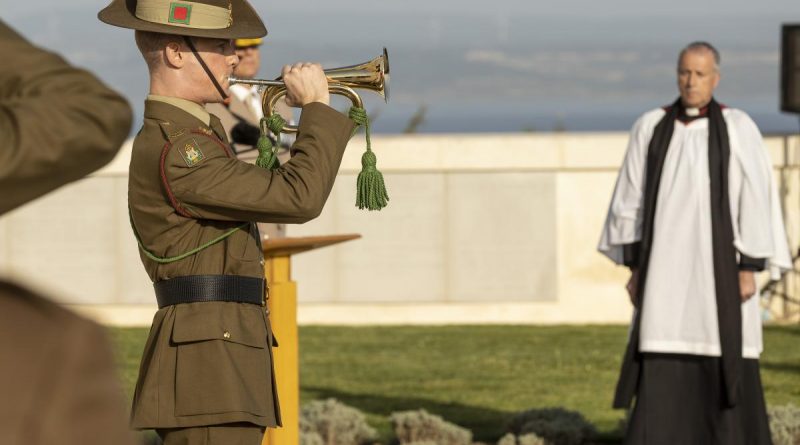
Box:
(4, 0), (798, 17)
(3, 0), (799, 132)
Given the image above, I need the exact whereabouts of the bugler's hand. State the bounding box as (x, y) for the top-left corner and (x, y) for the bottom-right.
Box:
(282, 63), (330, 107)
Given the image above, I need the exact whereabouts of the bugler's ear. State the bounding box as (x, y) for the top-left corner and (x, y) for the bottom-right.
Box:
(164, 41), (185, 68)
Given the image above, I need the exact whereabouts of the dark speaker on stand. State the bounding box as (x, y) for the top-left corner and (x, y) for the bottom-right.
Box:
(781, 24), (800, 114)
(773, 24), (800, 312)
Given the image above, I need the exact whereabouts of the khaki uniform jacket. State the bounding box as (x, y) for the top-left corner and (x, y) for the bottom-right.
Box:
(0, 282), (136, 445)
(0, 19), (134, 445)
(206, 90), (293, 240)
(128, 99), (354, 429)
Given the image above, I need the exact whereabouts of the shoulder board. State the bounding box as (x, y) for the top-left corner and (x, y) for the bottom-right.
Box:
(195, 126), (214, 137)
(157, 121), (189, 143)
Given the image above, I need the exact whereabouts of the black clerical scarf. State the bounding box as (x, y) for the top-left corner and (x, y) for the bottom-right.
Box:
(613, 98), (743, 409)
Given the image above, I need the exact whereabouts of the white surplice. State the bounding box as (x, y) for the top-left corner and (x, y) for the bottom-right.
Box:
(229, 84), (264, 120)
(598, 107), (792, 359)
(228, 84), (296, 147)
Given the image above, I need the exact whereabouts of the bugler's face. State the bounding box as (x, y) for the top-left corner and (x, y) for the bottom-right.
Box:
(233, 46), (261, 79)
(677, 49), (720, 109)
(185, 38), (239, 103)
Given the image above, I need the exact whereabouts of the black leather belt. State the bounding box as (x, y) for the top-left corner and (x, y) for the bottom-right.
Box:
(154, 275), (266, 309)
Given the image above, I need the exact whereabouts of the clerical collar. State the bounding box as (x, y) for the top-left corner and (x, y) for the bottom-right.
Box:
(677, 103), (709, 124)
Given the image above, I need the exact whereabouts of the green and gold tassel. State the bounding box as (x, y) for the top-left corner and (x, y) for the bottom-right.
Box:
(255, 114), (287, 171)
(349, 106), (389, 211)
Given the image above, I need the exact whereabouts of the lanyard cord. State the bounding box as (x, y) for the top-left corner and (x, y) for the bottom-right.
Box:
(183, 36), (228, 101)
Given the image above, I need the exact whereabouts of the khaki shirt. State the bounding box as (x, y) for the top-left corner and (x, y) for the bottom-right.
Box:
(128, 98), (354, 429)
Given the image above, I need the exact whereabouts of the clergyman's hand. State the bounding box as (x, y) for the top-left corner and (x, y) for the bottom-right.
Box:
(627, 269), (640, 308)
(739, 270), (757, 302)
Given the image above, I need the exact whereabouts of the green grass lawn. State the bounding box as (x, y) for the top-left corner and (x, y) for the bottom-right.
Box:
(110, 325), (800, 444)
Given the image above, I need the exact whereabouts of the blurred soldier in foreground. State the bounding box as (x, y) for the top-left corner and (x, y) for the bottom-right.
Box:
(206, 37), (295, 240)
(98, 0), (355, 443)
(599, 41), (791, 445)
(0, 20), (135, 445)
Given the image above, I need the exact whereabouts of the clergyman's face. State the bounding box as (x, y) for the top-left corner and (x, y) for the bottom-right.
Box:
(233, 46), (261, 79)
(186, 38), (239, 104)
(677, 49), (720, 109)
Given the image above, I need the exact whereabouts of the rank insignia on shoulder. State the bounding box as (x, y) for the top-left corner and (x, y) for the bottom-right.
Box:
(179, 139), (205, 167)
(197, 127), (213, 136)
(169, 128), (187, 140)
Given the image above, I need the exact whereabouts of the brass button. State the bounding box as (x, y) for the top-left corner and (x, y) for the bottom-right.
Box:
(260, 259), (265, 266)
(223, 331), (231, 339)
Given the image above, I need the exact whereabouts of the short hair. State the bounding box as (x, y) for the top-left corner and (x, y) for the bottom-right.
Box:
(135, 31), (180, 69)
(678, 41), (721, 71)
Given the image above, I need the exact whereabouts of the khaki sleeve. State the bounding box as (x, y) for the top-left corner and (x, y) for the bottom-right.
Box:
(0, 20), (133, 214)
(166, 102), (355, 223)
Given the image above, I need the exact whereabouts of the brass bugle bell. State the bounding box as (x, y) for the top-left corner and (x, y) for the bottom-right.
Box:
(228, 48), (390, 134)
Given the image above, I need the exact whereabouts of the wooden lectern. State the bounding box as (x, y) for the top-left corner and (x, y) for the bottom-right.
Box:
(261, 234), (361, 445)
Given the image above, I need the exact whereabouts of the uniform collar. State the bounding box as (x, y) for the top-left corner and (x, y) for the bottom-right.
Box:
(144, 98), (228, 142)
(146, 95), (211, 126)
(208, 114), (228, 142)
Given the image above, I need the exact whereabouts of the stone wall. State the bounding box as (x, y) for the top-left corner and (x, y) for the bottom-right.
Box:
(2, 133), (798, 325)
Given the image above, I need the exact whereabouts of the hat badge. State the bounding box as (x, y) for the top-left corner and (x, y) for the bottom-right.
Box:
(168, 2), (192, 25)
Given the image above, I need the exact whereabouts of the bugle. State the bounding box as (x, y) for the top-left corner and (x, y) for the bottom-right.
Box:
(228, 48), (390, 134)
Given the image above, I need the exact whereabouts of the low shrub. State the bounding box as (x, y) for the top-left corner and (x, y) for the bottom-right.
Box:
(769, 404), (800, 445)
(300, 398), (377, 445)
(391, 409), (473, 445)
(507, 407), (596, 445)
(496, 432), (546, 445)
